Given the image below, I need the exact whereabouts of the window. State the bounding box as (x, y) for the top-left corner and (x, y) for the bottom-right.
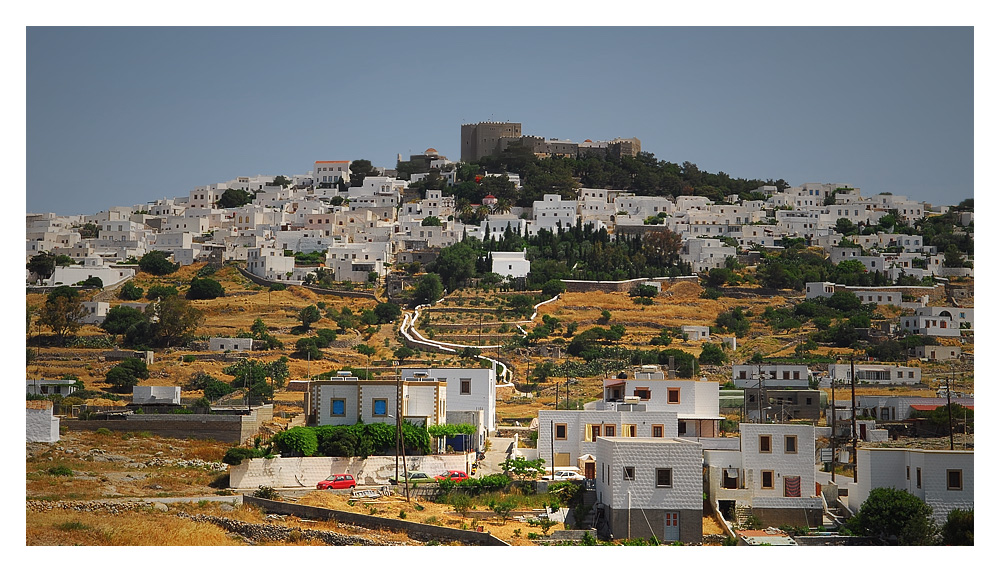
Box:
(678, 421), (687, 434)
(785, 435), (798, 454)
(761, 470), (774, 489)
(331, 398), (346, 417)
(372, 399), (388, 417)
(805, 397), (813, 405)
(622, 424), (636, 437)
(634, 387), (651, 400)
(656, 468), (673, 488)
(623, 466), (635, 481)
(460, 379), (471, 395)
(947, 469), (962, 490)
(759, 434), (772, 453)
(906, 466), (910, 480)
(916, 468), (922, 489)
(604, 424), (616, 437)
(652, 425), (664, 438)
(587, 424), (600, 441)
(667, 388), (680, 404)
(555, 424), (567, 440)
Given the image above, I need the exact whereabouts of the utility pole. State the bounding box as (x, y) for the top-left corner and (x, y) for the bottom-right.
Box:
(850, 354), (858, 483)
(830, 360), (837, 480)
(946, 371), (954, 451)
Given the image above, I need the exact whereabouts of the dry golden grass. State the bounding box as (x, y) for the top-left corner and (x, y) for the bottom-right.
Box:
(298, 489), (562, 546)
(27, 508), (246, 546)
(27, 431), (232, 501)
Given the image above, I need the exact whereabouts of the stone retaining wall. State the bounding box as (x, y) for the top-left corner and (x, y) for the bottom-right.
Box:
(229, 454), (471, 489)
(562, 275), (699, 293)
(243, 496), (509, 546)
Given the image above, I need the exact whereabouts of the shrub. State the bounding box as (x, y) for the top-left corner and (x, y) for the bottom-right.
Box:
(847, 487), (937, 545)
(95, 428), (112, 436)
(47, 465), (73, 476)
(55, 521), (90, 531)
(941, 509), (973, 545)
(138, 251), (179, 276)
(252, 485), (278, 500)
(187, 277), (225, 300)
(146, 285), (179, 300)
(118, 282), (144, 300)
(449, 493), (475, 518)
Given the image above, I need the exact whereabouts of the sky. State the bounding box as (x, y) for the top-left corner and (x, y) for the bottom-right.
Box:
(26, 26), (974, 215)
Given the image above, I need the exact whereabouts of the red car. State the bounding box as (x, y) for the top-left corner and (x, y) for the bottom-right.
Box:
(317, 474), (356, 490)
(435, 470), (470, 482)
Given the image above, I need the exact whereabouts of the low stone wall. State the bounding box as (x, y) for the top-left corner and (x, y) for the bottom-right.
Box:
(229, 454), (471, 489)
(237, 266), (376, 300)
(243, 496), (509, 546)
(562, 275), (699, 293)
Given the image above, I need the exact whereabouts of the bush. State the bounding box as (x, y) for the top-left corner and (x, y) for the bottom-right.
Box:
(146, 285), (179, 300)
(847, 487), (937, 545)
(47, 465), (73, 476)
(272, 426), (319, 457)
(79, 276), (104, 288)
(252, 485), (279, 500)
(118, 282), (144, 300)
(187, 277), (225, 300)
(95, 428), (112, 436)
(941, 509), (973, 545)
(138, 251), (179, 276)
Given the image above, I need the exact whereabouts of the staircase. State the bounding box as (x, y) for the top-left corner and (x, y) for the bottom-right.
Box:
(579, 489), (598, 528)
(733, 504), (754, 528)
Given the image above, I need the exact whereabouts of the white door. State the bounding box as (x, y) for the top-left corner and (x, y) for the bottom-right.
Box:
(664, 512), (680, 542)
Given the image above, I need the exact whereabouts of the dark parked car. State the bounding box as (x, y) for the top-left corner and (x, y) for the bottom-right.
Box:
(317, 474), (356, 490)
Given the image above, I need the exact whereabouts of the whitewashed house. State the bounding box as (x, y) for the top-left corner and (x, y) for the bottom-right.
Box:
(595, 437), (704, 543)
(491, 250), (530, 279)
(305, 375), (446, 428)
(27, 401), (60, 443)
(847, 447), (973, 524)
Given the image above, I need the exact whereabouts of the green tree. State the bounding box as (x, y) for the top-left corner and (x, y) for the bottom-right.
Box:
(500, 457), (546, 483)
(146, 284), (179, 299)
(271, 175), (292, 188)
(847, 487), (938, 545)
(941, 509), (973, 545)
(698, 342), (726, 365)
(26, 252), (56, 281)
(138, 251), (179, 276)
(299, 305), (322, 329)
(488, 498), (517, 524)
(421, 216), (442, 226)
(272, 426), (319, 457)
(40, 286), (87, 344)
(79, 276), (103, 288)
(412, 273), (443, 305)
(268, 356), (291, 391)
(118, 282), (144, 300)
(373, 302), (402, 324)
(295, 337), (322, 360)
(148, 295), (202, 346)
(432, 241), (480, 291)
(394, 346), (415, 360)
(186, 277), (225, 300)
(349, 159), (378, 187)
(222, 358), (273, 403)
(216, 188), (253, 208)
(354, 344), (377, 376)
(101, 305), (147, 339)
(835, 218), (858, 235)
(540, 279), (566, 298)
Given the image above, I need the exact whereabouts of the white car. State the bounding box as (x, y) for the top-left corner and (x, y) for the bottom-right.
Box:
(545, 470), (585, 481)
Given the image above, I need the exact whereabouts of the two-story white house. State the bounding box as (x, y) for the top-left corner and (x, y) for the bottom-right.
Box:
(400, 367), (496, 451)
(305, 375), (447, 429)
(595, 437), (704, 543)
(704, 423), (822, 528)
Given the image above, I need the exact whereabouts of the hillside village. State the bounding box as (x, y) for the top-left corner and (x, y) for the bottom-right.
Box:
(26, 122), (974, 547)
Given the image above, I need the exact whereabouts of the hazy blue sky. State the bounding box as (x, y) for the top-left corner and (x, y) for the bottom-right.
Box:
(26, 27), (973, 215)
